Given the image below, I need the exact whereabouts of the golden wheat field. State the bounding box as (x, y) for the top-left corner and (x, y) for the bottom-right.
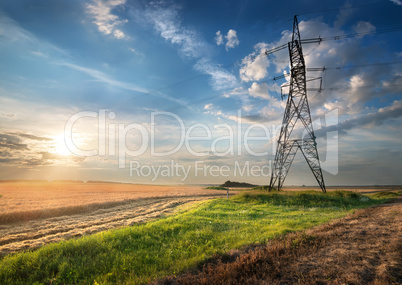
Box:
(0, 182), (399, 257)
(0, 181), (227, 256)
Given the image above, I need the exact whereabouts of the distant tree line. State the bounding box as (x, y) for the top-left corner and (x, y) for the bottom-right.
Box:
(220, 180), (257, 188)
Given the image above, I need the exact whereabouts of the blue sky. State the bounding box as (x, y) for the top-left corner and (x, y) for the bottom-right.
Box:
(0, 0), (401, 185)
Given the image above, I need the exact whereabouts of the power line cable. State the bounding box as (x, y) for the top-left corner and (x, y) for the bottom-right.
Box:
(266, 26), (402, 55)
(296, 1), (383, 17)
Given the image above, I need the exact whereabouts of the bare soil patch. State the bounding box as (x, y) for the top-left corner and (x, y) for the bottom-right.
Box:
(158, 196), (401, 284)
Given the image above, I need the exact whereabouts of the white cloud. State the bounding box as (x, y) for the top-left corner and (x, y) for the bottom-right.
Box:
(86, 0), (127, 39)
(382, 73), (402, 94)
(128, 47), (145, 57)
(353, 21), (375, 38)
(316, 100), (402, 137)
(113, 29), (125, 39)
(248, 82), (269, 99)
(242, 105), (253, 112)
(223, 87), (247, 98)
(334, 2), (354, 29)
(390, 0), (402, 5)
(204, 103), (213, 110)
(247, 82), (284, 121)
(194, 59), (238, 90)
(138, 4), (238, 91)
(259, 18), (402, 118)
(221, 87), (253, 111)
(225, 29), (239, 50)
(58, 62), (190, 108)
(59, 62), (149, 93)
(215, 31), (223, 46)
(145, 5), (208, 59)
(215, 29), (240, 50)
(239, 43), (270, 82)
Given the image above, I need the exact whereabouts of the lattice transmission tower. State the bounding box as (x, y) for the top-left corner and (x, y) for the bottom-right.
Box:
(268, 15), (326, 193)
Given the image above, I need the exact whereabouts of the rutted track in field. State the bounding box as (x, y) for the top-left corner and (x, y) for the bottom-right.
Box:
(0, 195), (222, 256)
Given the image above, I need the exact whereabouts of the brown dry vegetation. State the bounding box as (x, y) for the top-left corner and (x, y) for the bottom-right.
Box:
(157, 197), (401, 285)
(0, 182), (224, 224)
(0, 182), (227, 256)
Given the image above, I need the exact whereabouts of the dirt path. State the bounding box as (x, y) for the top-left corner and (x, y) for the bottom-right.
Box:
(158, 197), (401, 284)
(0, 195), (221, 257)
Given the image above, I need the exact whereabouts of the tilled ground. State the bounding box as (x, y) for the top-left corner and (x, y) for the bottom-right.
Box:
(157, 197), (401, 284)
(0, 195), (221, 257)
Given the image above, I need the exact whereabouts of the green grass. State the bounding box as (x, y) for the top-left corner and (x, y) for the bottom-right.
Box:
(0, 191), (393, 285)
(370, 191), (399, 199)
(252, 185), (275, 191)
(206, 186), (252, 191)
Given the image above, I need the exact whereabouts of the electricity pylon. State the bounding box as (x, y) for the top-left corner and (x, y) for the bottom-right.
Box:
(268, 16), (326, 193)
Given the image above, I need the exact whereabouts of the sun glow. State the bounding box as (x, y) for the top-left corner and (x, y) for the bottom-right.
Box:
(52, 134), (71, 156)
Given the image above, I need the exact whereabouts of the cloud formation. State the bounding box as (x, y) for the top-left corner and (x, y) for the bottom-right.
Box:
(353, 21), (375, 37)
(138, 3), (238, 90)
(204, 103), (213, 110)
(0, 131), (81, 168)
(215, 31), (223, 46)
(316, 100), (402, 137)
(248, 82), (269, 99)
(0, 133), (29, 151)
(59, 62), (190, 107)
(86, 0), (128, 39)
(144, 4), (209, 59)
(60, 62), (149, 94)
(390, 0), (402, 5)
(253, 16), (402, 120)
(215, 29), (240, 50)
(225, 29), (239, 50)
(239, 43), (270, 82)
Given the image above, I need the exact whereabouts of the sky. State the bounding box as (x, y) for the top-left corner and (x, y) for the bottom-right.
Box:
(0, 0), (401, 186)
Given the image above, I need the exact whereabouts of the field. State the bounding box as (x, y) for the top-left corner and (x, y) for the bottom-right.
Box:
(159, 195), (401, 284)
(0, 182), (399, 284)
(0, 182), (227, 256)
(282, 185), (402, 194)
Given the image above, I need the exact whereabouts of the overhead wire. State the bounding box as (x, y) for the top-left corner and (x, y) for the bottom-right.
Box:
(156, 20), (402, 110)
(177, 25), (402, 112)
(137, 19), (402, 114)
(162, 58), (402, 114)
(266, 26), (402, 55)
(296, 1), (383, 17)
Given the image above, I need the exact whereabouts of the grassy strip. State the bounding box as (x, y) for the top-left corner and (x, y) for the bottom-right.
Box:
(205, 186), (252, 192)
(0, 191), (392, 284)
(252, 185), (272, 191)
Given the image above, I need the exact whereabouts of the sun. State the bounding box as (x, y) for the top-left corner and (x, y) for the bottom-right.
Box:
(51, 134), (71, 156)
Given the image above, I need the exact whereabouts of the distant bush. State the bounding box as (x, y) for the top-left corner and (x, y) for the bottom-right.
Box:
(252, 185), (276, 191)
(221, 180), (257, 188)
(328, 190), (361, 199)
(372, 191), (399, 198)
(237, 191), (371, 209)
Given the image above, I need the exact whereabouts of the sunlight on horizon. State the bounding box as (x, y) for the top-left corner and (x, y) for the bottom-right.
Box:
(51, 134), (71, 156)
